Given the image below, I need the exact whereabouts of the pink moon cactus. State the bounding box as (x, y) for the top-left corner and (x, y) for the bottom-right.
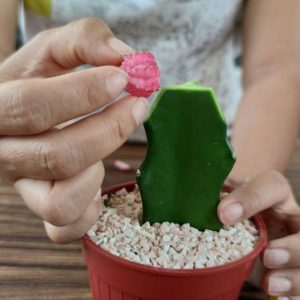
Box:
(120, 51), (160, 98)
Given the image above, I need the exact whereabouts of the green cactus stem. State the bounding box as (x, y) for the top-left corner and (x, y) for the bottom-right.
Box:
(137, 81), (236, 231)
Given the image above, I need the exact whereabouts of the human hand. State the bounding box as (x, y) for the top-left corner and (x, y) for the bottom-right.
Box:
(218, 171), (300, 298)
(0, 18), (148, 243)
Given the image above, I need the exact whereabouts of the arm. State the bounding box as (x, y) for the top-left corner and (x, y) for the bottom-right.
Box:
(230, 0), (300, 183)
(0, 0), (19, 62)
(221, 2), (300, 292)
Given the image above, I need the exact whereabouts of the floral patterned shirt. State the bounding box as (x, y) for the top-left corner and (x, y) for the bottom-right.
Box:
(21, 0), (243, 141)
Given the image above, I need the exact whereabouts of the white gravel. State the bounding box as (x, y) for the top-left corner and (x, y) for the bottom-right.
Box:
(88, 186), (259, 269)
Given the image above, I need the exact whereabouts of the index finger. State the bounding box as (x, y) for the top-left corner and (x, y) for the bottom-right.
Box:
(218, 170), (300, 225)
(0, 66), (128, 135)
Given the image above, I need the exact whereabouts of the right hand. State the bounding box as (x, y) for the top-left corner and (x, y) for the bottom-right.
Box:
(0, 18), (148, 243)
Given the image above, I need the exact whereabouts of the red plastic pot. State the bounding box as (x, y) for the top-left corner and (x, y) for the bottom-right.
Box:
(82, 182), (267, 300)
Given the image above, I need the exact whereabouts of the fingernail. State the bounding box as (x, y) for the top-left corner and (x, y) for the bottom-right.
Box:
(264, 249), (290, 267)
(93, 188), (102, 212)
(108, 37), (135, 56)
(132, 98), (148, 124)
(94, 188), (102, 200)
(278, 297), (290, 300)
(220, 202), (243, 224)
(269, 277), (292, 294)
(106, 72), (128, 98)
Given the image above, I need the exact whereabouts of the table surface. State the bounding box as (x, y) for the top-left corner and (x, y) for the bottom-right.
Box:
(1, 141), (300, 300)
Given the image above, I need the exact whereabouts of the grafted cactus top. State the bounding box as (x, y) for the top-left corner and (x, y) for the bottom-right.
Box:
(120, 51), (160, 98)
(137, 81), (236, 231)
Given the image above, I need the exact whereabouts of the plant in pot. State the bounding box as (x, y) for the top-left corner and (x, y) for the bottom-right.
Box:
(82, 52), (267, 300)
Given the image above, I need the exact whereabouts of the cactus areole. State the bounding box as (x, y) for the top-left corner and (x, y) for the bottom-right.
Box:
(137, 81), (236, 231)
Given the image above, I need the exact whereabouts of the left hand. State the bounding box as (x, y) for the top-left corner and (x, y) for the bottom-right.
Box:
(218, 170), (300, 298)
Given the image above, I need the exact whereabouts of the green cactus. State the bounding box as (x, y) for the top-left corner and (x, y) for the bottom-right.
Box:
(137, 81), (236, 231)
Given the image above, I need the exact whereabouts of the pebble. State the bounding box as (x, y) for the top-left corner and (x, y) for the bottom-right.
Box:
(88, 186), (259, 269)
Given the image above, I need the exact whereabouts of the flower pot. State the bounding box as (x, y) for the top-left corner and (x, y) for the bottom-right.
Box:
(82, 181), (267, 300)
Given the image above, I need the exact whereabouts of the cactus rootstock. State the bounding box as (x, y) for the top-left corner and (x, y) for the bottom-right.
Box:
(137, 82), (236, 231)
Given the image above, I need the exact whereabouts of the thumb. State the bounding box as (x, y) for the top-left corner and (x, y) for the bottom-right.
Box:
(217, 171), (297, 225)
(0, 17), (134, 78)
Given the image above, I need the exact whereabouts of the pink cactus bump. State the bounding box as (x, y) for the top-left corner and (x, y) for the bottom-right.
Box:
(120, 51), (160, 98)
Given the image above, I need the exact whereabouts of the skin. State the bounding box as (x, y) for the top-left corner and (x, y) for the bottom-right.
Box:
(0, 0), (299, 297)
(219, 171), (300, 298)
(0, 18), (148, 243)
(221, 0), (300, 298)
(230, 0), (300, 182)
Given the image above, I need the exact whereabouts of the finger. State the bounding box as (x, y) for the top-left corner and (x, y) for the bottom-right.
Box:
(14, 161), (104, 226)
(1, 96), (147, 181)
(0, 17), (134, 79)
(264, 269), (300, 297)
(0, 66), (128, 135)
(263, 232), (300, 269)
(218, 170), (300, 225)
(44, 187), (102, 244)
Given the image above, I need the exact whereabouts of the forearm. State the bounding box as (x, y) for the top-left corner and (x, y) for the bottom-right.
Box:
(229, 0), (300, 183)
(230, 67), (300, 182)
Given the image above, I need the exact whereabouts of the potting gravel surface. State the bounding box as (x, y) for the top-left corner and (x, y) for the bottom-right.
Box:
(88, 186), (259, 269)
